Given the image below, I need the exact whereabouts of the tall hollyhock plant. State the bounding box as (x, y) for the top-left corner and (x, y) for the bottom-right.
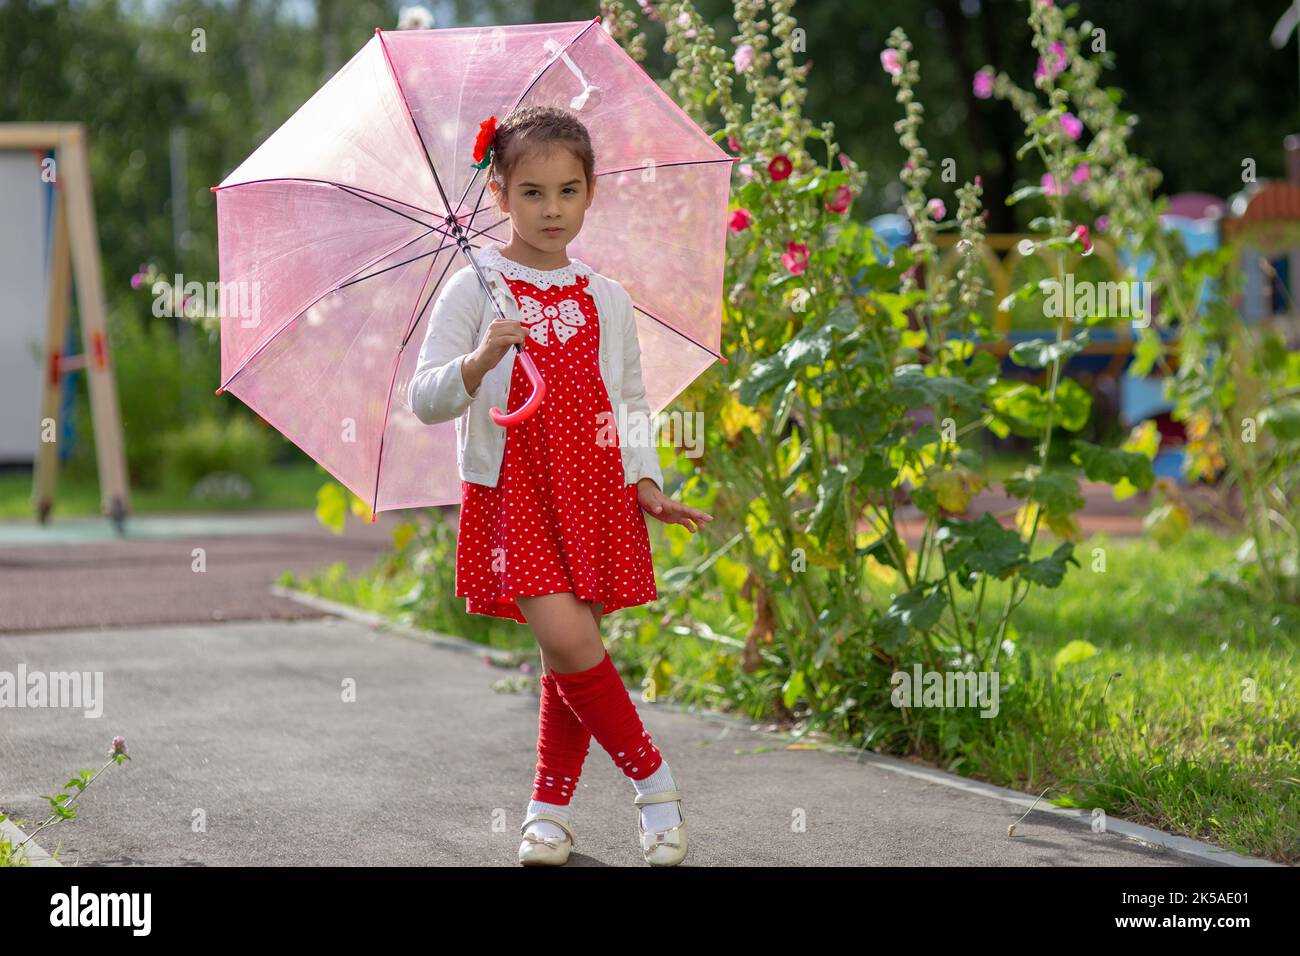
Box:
(978, 0), (1298, 608)
(591, 1), (1097, 750)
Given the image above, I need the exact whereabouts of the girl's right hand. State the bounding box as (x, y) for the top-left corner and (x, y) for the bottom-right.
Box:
(473, 317), (528, 369)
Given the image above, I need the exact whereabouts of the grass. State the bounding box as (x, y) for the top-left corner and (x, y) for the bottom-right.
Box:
(0, 460), (328, 520)
(291, 514), (1298, 864)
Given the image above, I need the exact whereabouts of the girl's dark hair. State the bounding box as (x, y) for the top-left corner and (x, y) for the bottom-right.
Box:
(487, 106), (596, 199)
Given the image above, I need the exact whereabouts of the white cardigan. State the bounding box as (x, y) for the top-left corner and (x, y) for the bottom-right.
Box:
(406, 243), (665, 493)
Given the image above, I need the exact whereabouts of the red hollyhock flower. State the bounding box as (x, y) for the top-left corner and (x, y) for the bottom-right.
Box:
(782, 241), (809, 275)
(472, 116), (498, 167)
(768, 154), (792, 181)
(824, 184), (853, 214)
(728, 208), (752, 232)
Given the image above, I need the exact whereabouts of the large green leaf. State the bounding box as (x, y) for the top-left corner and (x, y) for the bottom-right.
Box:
(1070, 440), (1156, 490)
(1009, 330), (1091, 369)
(1260, 400), (1300, 441)
(890, 365), (982, 409)
(1052, 378), (1092, 432)
(877, 582), (947, 647)
(1020, 542), (1079, 587)
(808, 461), (859, 542)
(935, 513), (1028, 580)
(1004, 471), (1085, 515)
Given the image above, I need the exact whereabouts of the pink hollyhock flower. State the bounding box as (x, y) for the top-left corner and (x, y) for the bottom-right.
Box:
(1073, 224), (1092, 253)
(838, 151), (852, 169)
(733, 43), (754, 73)
(1034, 41), (1067, 81)
(727, 134), (741, 153)
(782, 241), (810, 275)
(824, 185), (853, 214)
(1041, 172), (1065, 197)
(1060, 112), (1083, 141)
(974, 174), (983, 188)
(729, 208), (753, 232)
(880, 48), (902, 76)
(927, 198), (946, 220)
(677, 12), (690, 27)
(768, 154), (792, 181)
(130, 273), (144, 290)
(1071, 162), (1089, 184)
(1095, 215), (1110, 232)
(973, 68), (994, 99)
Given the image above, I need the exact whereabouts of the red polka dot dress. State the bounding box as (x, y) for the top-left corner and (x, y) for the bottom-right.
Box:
(454, 245), (658, 624)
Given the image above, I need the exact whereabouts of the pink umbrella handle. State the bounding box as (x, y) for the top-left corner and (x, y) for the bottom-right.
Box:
(489, 345), (545, 427)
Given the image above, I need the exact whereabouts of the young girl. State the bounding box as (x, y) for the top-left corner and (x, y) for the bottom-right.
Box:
(407, 106), (713, 866)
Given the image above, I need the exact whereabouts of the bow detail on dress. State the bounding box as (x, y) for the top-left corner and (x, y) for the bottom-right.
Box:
(516, 294), (586, 347)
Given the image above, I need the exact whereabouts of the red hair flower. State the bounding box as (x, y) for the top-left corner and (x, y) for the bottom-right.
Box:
(472, 115), (498, 170)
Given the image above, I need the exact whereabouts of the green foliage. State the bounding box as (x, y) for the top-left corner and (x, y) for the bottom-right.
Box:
(585, 3), (1158, 733)
(158, 414), (275, 490)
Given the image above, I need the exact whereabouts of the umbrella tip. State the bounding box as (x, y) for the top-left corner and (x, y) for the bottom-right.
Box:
(209, 185), (218, 192)
(214, 387), (223, 395)
(375, 26), (381, 34)
(720, 355), (729, 364)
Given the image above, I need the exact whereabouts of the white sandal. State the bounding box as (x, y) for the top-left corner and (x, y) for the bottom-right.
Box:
(518, 812), (576, 866)
(635, 789), (688, 866)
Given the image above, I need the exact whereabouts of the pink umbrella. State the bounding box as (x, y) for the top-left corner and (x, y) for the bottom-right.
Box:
(212, 16), (733, 518)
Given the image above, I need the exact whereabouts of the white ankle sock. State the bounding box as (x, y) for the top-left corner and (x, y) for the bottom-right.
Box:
(632, 762), (682, 832)
(524, 799), (571, 841)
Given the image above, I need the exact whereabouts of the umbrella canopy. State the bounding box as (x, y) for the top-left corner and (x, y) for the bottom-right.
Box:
(212, 17), (732, 515)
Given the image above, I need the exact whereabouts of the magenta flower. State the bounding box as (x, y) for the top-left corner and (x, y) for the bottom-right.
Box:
(733, 43), (754, 74)
(1034, 41), (1067, 81)
(1071, 162), (1090, 184)
(1073, 224), (1092, 253)
(1095, 215), (1110, 232)
(768, 154), (793, 181)
(926, 198), (946, 220)
(974, 174), (983, 188)
(782, 241), (810, 275)
(130, 273), (144, 290)
(1060, 112), (1083, 141)
(1041, 172), (1065, 197)
(729, 208), (753, 232)
(880, 48), (903, 77)
(737, 162), (755, 180)
(973, 68), (994, 99)
(824, 185), (853, 214)
(727, 134), (741, 154)
(838, 151), (852, 169)
(111, 735), (127, 755)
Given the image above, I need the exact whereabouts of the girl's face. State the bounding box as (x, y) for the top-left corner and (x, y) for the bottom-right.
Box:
(489, 145), (595, 252)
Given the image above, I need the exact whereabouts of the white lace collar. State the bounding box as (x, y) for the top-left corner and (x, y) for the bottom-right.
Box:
(475, 242), (593, 290)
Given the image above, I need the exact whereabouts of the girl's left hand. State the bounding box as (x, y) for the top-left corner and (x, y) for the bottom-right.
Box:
(637, 479), (713, 533)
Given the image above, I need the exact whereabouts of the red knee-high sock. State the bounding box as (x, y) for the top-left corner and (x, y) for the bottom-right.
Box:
(532, 672), (592, 805)
(550, 650), (663, 780)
